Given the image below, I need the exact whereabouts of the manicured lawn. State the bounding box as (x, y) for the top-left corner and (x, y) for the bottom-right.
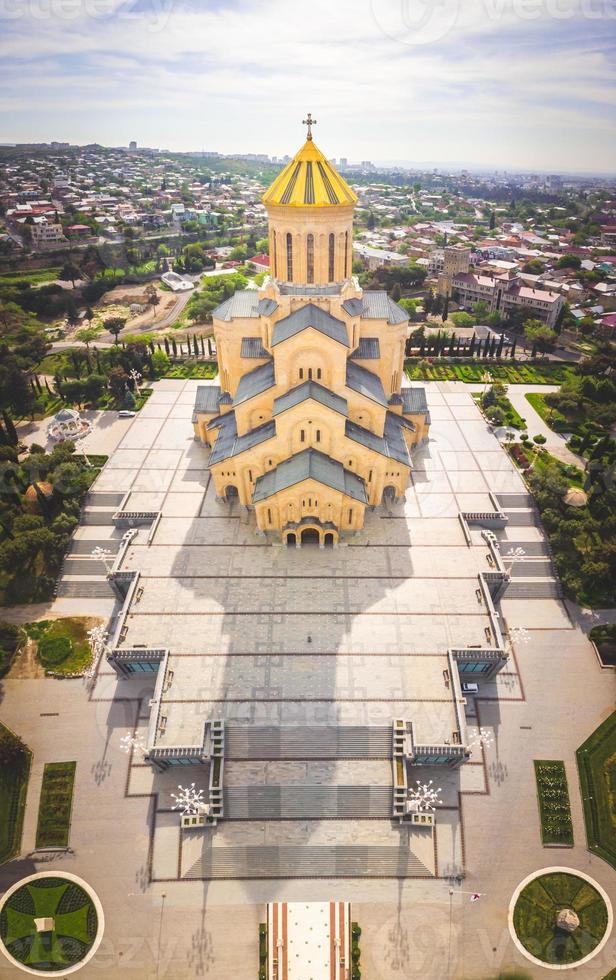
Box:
(26, 619), (93, 676)
(0, 724), (31, 864)
(163, 361), (218, 380)
(35, 762), (77, 848)
(577, 710), (616, 870)
(534, 760), (573, 846)
(0, 267), (61, 286)
(405, 359), (572, 385)
(513, 871), (608, 965)
(0, 876), (98, 970)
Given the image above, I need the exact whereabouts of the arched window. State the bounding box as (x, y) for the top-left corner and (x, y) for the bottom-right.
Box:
(317, 367), (322, 379)
(328, 232), (335, 282)
(273, 230), (277, 278)
(299, 367), (304, 380)
(286, 232), (293, 282)
(267, 508), (272, 525)
(316, 430), (321, 443)
(344, 231), (349, 278)
(308, 368), (313, 380)
(300, 429), (305, 443)
(306, 233), (314, 284)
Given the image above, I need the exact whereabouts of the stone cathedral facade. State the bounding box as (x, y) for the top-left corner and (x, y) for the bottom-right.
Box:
(193, 120), (430, 545)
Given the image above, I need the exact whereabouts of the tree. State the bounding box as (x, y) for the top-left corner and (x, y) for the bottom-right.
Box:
(489, 210), (496, 230)
(76, 326), (101, 349)
(472, 300), (490, 321)
(0, 726), (27, 766)
(391, 282), (401, 302)
(556, 253), (582, 270)
(523, 319), (557, 354)
(441, 296), (449, 322)
(144, 285), (160, 320)
(58, 262), (81, 288)
(104, 316), (127, 345)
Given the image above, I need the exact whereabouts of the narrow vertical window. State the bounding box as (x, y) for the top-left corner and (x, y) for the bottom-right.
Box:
(306, 233), (314, 284)
(308, 368), (313, 380)
(316, 430), (321, 443)
(345, 231), (349, 278)
(299, 368), (304, 380)
(348, 508), (353, 524)
(272, 230), (277, 278)
(317, 368), (322, 379)
(286, 232), (293, 281)
(328, 232), (335, 282)
(267, 508), (272, 525)
(300, 429), (305, 443)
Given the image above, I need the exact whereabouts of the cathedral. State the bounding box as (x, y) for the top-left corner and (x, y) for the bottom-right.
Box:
(193, 117), (430, 545)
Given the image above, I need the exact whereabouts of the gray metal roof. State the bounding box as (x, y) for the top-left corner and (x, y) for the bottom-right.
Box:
(273, 381), (348, 418)
(279, 284), (341, 297)
(350, 337), (380, 359)
(233, 361), (276, 405)
(258, 298), (279, 316)
(345, 413), (411, 467)
(346, 361), (387, 407)
(271, 303), (349, 348)
(253, 448), (367, 504)
(343, 291), (409, 325)
(209, 411), (276, 465)
(401, 386), (429, 415)
(241, 337), (270, 359)
(212, 290), (261, 321)
(193, 385), (221, 419)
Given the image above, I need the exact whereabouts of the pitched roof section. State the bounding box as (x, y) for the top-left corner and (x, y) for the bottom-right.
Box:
(212, 290), (260, 321)
(241, 337), (270, 359)
(263, 139), (358, 209)
(345, 413), (412, 467)
(273, 381), (348, 419)
(193, 385), (221, 419)
(253, 448), (367, 504)
(343, 291), (409, 325)
(401, 386), (429, 415)
(209, 411), (276, 466)
(279, 283), (341, 297)
(233, 360), (276, 405)
(345, 361), (388, 407)
(271, 303), (349, 348)
(350, 337), (380, 359)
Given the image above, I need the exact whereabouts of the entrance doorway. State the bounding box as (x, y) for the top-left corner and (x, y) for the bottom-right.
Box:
(286, 532), (297, 547)
(225, 485), (239, 502)
(324, 532), (335, 548)
(300, 527), (320, 546)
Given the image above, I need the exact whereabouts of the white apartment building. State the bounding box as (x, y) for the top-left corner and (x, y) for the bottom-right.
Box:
(452, 270), (564, 328)
(30, 221), (68, 251)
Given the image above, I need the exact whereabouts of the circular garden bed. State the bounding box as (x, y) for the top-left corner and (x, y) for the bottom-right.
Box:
(0, 873), (104, 975)
(510, 868), (612, 969)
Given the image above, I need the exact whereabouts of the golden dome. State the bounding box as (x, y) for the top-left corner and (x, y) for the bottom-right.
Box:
(263, 139), (358, 209)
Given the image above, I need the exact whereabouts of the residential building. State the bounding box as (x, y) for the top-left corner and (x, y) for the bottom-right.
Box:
(451, 270), (564, 327)
(29, 221), (67, 251)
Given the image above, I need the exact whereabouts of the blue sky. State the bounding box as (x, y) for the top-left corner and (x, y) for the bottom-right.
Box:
(1, 0), (615, 172)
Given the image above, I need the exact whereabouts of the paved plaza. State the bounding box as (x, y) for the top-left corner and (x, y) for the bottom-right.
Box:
(1, 379), (615, 979)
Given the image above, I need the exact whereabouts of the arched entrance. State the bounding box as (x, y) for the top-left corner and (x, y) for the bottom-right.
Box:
(324, 532), (335, 548)
(300, 527), (320, 546)
(286, 532), (297, 547)
(224, 485), (239, 502)
(383, 485), (397, 503)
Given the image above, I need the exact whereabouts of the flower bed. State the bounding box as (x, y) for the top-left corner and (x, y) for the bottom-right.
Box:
(534, 760), (573, 846)
(35, 762), (76, 849)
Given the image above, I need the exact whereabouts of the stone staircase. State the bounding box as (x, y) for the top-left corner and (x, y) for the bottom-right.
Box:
(503, 580), (563, 599)
(184, 844), (432, 880)
(55, 580), (116, 598)
(225, 725), (392, 760)
(224, 785), (391, 820)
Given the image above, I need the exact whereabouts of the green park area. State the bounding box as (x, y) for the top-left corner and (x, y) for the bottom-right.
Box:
(35, 762), (77, 848)
(26, 618), (94, 675)
(405, 359), (571, 385)
(0, 267), (61, 287)
(512, 871), (608, 965)
(577, 710), (616, 870)
(0, 876), (99, 972)
(533, 760), (573, 846)
(0, 724), (31, 864)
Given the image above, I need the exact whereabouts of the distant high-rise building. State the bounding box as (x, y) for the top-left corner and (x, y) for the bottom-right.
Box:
(129, 140), (137, 151)
(339, 157), (348, 168)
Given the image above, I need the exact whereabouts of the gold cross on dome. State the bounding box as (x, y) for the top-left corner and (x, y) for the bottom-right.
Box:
(303, 113), (317, 140)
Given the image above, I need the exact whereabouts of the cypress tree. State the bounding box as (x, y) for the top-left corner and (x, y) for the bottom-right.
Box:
(510, 339), (517, 359)
(2, 411), (18, 446)
(497, 334), (504, 358)
(164, 336), (170, 355)
(172, 337), (178, 357)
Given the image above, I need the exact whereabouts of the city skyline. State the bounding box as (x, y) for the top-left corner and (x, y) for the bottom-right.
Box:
(0, 0), (615, 173)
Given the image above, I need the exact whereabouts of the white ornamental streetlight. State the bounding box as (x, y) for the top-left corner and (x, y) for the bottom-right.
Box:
(509, 625), (531, 646)
(406, 779), (443, 814)
(91, 546), (113, 574)
(505, 546), (526, 571)
(129, 369), (142, 393)
(468, 727), (494, 750)
(171, 783), (210, 816)
(120, 732), (146, 756)
(84, 624), (110, 678)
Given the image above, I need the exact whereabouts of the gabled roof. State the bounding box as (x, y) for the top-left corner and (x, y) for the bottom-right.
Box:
(192, 385), (221, 421)
(345, 361), (388, 407)
(209, 411), (276, 466)
(273, 381), (348, 418)
(262, 139), (358, 208)
(350, 337), (380, 360)
(345, 413), (411, 467)
(253, 448), (367, 504)
(212, 290), (260, 321)
(401, 386), (429, 415)
(342, 291), (408, 325)
(241, 337), (270, 359)
(233, 361), (276, 405)
(271, 303), (349, 348)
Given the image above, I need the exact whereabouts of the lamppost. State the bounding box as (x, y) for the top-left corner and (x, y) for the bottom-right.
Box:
(170, 783), (210, 817)
(505, 546), (526, 572)
(406, 779), (443, 814)
(91, 546), (113, 574)
(129, 369), (142, 394)
(468, 726), (494, 751)
(84, 624), (110, 679)
(509, 625), (531, 647)
(120, 732), (146, 757)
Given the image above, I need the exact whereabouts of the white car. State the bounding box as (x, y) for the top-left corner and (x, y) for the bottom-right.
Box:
(118, 410), (136, 418)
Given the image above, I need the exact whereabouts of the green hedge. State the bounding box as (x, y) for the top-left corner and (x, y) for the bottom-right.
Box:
(35, 761), (76, 848)
(0, 724), (31, 864)
(38, 633), (72, 666)
(577, 711), (616, 869)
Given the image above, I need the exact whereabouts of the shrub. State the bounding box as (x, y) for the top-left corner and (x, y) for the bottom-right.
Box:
(38, 633), (72, 666)
(533, 434), (547, 445)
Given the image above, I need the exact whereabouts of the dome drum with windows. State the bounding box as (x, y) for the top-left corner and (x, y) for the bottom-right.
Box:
(193, 115), (430, 545)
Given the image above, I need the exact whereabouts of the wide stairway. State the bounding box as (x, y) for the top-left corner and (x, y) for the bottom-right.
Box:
(225, 785), (391, 820)
(55, 492), (122, 599)
(225, 725), (391, 760)
(495, 494), (563, 600)
(185, 844), (432, 880)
